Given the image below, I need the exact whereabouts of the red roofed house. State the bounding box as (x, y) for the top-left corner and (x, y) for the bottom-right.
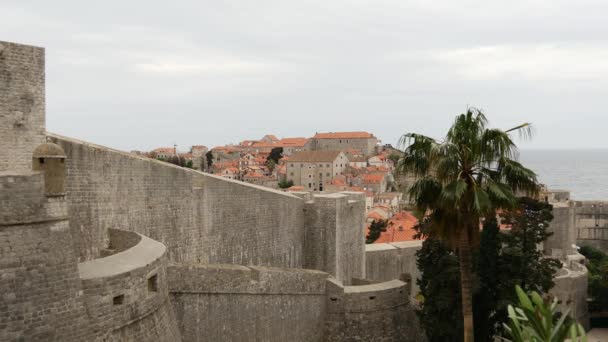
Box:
(306, 131), (378, 156)
(368, 154), (394, 170)
(286, 151), (349, 191)
(219, 167), (240, 180)
(151, 147), (176, 160)
(353, 173), (387, 195)
(277, 137), (309, 156)
(369, 211), (420, 243)
(242, 171), (265, 185)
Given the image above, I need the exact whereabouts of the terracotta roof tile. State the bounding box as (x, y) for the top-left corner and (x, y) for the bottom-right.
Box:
(313, 131), (375, 139)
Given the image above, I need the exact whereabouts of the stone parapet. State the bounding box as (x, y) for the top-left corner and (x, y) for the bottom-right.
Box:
(78, 230), (180, 341)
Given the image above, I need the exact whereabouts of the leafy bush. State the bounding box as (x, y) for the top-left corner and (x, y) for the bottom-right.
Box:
(501, 285), (586, 342)
(579, 245), (608, 312)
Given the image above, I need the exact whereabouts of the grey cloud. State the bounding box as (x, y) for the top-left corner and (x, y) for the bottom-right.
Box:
(2, 0), (607, 151)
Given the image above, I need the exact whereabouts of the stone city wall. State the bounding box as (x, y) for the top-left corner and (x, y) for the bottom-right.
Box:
(48, 133), (306, 267)
(573, 201), (608, 251)
(168, 264), (329, 342)
(0, 172), (90, 342)
(550, 260), (589, 330)
(78, 230), (180, 341)
(303, 192), (366, 285)
(323, 278), (424, 342)
(364, 241), (423, 299)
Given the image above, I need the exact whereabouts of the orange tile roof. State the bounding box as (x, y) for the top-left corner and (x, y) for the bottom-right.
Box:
(368, 211), (421, 243)
(331, 178), (346, 186)
(252, 142), (277, 148)
(244, 172), (264, 178)
(191, 145), (207, 150)
(278, 138), (309, 147)
(313, 131), (375, 139)
(287, 185), (306, 191)
(360, 174), (384, 184)
(152, 147), (176, 154)
(366, 166), (389, 173)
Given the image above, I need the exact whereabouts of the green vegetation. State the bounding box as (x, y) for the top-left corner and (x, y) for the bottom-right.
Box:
(366, 219), (388, 244)
(397, 108), (539, 342)
(278, 179), (294, 189)
(268, 147), (283, 164)
(416, 198), (560, 341)
(501, 286), (586, 342)
(206, 151), (214, 171)
(388, 153), (401, 165)
(579, 245), (608, 313)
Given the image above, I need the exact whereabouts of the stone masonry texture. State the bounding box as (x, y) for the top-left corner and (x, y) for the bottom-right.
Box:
(1, 40), (424, 342)
(0, 41), (45, 173)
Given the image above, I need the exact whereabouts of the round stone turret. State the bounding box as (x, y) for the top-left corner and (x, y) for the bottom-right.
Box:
(32, 142), (67, 196)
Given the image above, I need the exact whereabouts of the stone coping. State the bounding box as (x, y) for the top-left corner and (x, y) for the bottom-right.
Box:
(365, 240), (423, 252)
(78, 232), (166, 280)
(343, 279), (405, 293)
(47, 132), (301, 199)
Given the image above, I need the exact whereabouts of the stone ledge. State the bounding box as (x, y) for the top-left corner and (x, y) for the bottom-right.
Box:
(78, 231), (166, 279)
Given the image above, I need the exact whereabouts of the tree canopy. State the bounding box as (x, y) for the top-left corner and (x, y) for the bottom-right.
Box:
(398, 108), (540, 341)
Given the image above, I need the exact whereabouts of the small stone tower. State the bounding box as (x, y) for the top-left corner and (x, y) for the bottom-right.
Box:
(0, 41), (91, 341)
(32, 142), (67, 196)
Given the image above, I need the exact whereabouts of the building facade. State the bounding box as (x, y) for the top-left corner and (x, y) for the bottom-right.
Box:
(306, 132), (378, 156)
(286, 151), (349, 191)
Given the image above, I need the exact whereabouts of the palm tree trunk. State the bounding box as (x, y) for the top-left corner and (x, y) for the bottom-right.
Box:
(459, 229), (475, 342)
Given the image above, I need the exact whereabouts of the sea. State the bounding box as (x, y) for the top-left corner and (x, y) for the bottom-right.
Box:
(519, 149), (608, 201)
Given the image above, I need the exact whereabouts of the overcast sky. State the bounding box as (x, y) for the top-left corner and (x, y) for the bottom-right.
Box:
(4, 0), (608, 151)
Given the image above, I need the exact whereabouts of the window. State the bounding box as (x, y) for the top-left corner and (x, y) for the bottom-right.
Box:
(319, 173), (322, 178)
(290, 164), (294, 167)
(290, 172), (294, 176)
(113, 294), (124, 305)
(309, 174), (312, 178)
(326, 173), (330, 177)
(308, 183), (312, 188)
(148, 274), (158, 292)
(300, 164), (303, 167)
(326, 164), (330, 167)
(319, 164), (323, 167)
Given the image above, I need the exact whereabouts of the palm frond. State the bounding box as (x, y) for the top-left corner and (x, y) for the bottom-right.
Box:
(506, 122), (535, 141)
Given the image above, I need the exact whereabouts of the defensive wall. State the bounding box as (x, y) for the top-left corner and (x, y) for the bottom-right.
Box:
(550, 256), (589, 330)
(364, 241), (422, 299)
(1, 40), (421, 341)
(324, 278), (425, 342)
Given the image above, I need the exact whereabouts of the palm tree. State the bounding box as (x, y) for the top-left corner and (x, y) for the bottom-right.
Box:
(396, 108), (540, 342)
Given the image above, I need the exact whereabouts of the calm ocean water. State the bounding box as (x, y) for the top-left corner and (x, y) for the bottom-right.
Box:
(519, 149), (608, 201)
